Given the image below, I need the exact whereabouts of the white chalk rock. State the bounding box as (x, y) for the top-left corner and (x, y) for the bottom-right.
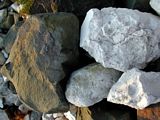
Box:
(65, 63), (122, 107)
(80, 8), (160, 71)
(107, 68), (160, 109)
(150, 0), (160, 15)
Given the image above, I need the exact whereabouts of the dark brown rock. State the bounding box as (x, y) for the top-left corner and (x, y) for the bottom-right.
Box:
(1, 12), (79, 113)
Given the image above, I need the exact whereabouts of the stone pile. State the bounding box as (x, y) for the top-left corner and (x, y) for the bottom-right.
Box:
(0, 0), (160, 120)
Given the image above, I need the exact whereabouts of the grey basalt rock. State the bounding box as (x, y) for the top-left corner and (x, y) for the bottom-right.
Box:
(107, 68), (160, 109)
(80, 8), (160, 72)
(65, 63), (122, 107)
(1, 13), (79, 113)
(150, 0), (160, 15)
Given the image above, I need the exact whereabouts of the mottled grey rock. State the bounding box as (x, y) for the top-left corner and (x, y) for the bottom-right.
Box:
(150, 0), (160, 15)
(1, 13), (79, 113)
(107, 68), (160, 109)
(80, 8), (160, 72)
(65, 63), (122, 107)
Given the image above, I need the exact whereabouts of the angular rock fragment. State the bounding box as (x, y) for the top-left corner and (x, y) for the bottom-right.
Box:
(107, 68), (160, 109)
(65, 63), (122, 107)
(80, 8), (160, 71)
(1, 13), (79, 113)
(150, 0), (160, 15)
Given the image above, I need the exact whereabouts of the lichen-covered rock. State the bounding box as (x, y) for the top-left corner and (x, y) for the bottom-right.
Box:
(80, 8), (160, 72)
(150, 0), (160, 15)
(65, 63), (122, 107)
(107, 68), (160, 109)
(1, 13), (79, 113)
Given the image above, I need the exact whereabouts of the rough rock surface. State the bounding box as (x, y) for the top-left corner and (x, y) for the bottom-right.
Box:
(65, 63), (122, 107)
(150, 0), (160, 15)
(1, 13), (79, 113)
(107, 68), (160, 109)
(80, 8), (160, 71)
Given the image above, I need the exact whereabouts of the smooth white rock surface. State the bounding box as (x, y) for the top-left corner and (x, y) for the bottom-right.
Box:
(107, 68), (160, 109)
(80, 8), (160, 71)
(150, 0), (160, 15)
(65, 63), (122, 107)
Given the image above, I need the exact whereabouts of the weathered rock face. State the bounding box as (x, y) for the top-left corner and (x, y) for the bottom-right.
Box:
(3, 21), (23, 54)
(80, 8), (160, 72)
(150, 0), (160, 15)
(107, 68), (160, 109)
(1, 13), (79, 113)
(65, 63), (122, 107)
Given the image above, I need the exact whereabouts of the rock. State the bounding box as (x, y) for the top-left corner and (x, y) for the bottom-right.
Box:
(107, 68), (160, 109)
(19, 104), (31, 114)
(0, 9), (7, 23)
(30, 0), (58, 14)
(122, 0), (151, 12)
(1, 13), (79, 113)
(0, 52), (6, 66)
(150, 0), (160, 15)
(24, 111), (42, 120)
(65, 63), (122, 107)
(137, 103), (160, 120)
(0, 0), (13, 10)
(0, 98), (3, 108)
(0, 110), (9, 120)
(0, 81), (18, 106)
(80, 8), (160, 72)
(0, 11), (14, 30)
(58, 0), (115, 17)
(3, 21), (23, 54)
(76, 107), (93, 120)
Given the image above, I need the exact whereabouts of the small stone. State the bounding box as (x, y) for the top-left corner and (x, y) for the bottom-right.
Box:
(150, 0), (160, 15)
(0, 110), (9, 120)
(137, 103), (160, 120)
(65, 63), (122, 107)
(0, 52), (6, 66)
(0, 98), (3, 108)
(107, 68), (160, 109)
(80, 8), (160, 72)
(0, 12), (14, 30)
(19, 104), (31, 114)
(24, 111), (42, 120)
